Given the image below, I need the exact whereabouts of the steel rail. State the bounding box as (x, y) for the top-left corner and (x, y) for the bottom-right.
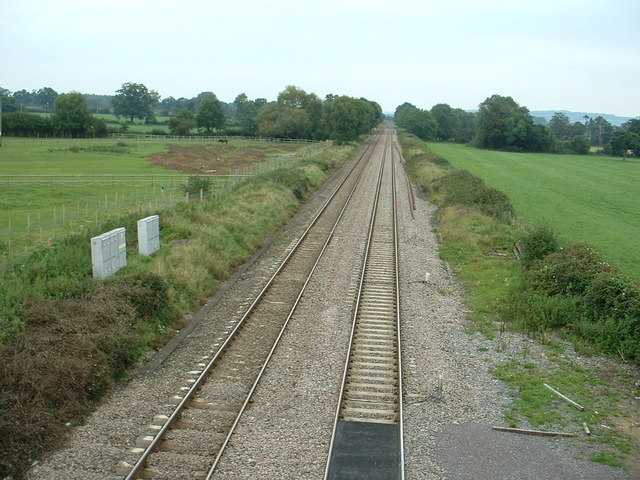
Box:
(123, 132), (380, 480)
(203, 131), (374, 479)
(323, 131), (388, 478)
(390, 131), (406, 480)
(323, 128), (404, 479)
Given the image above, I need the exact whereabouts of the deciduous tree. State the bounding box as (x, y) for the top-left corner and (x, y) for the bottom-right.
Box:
(431, 103), (461, 141)
(611, 130), (640, 160)
(168, 109), (196, 136)
(549, 112), (572, 140)
(476, 94), (549, 151)
(112, 82), (159, 123)
(196, 96), (225, 134)
(234, 93), (259, 135)
(52, 92), (92, 136)
(395, 105), (437, 141)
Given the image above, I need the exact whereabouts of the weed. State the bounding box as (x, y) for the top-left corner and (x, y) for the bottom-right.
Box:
(519, 223), (561, 269)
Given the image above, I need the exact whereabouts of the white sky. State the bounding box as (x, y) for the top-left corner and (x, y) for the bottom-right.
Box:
(2, 0), (639, 116)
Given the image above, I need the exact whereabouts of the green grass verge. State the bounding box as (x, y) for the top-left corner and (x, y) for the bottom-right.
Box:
(493, 357), (634, 469)
(427, 142), (640, 281)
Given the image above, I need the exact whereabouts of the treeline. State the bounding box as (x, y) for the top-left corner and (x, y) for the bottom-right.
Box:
(0, 84), (382, 143)
(394, 94), (640, 158)
(1, 93), (109, 138)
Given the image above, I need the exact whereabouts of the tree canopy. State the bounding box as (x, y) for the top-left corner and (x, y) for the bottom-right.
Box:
(394, 106), (437, 141)
(112, 82), (159, 123)
(168, 109), (196, 136)
(52, 92), (92, 136)
(254, 86), (380, 142)
(196, 96), (225, 134)
(611, 130), (640, 159)
(475, 94), (552, 152)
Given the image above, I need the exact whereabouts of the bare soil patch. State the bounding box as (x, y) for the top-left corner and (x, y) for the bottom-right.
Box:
(146, 143), (301, 174)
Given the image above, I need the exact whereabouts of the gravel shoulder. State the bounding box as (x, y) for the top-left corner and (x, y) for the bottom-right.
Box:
(27, 134), (636, 480)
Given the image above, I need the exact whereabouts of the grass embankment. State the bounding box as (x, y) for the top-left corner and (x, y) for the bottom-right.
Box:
(399, 133), (639, 470)
(0, 141), (354, 478)
(427, 142), (640, 281)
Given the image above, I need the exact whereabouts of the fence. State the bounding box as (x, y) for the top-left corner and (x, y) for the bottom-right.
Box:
(0, 139), (330, 265)
(0, 134), (318, 147)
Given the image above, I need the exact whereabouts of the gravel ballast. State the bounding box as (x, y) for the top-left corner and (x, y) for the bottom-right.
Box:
(27, 132), (636, 479)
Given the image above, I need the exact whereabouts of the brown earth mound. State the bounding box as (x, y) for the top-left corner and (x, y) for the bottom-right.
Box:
(146, 143), (300, 175)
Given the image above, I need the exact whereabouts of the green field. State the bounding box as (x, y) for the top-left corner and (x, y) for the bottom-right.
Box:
(0, 139), (185, 252)
(0, 138), (311, 254)
(428, 143), (640, 280)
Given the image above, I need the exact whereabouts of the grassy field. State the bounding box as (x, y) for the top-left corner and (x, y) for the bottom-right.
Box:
(0, 138), (313, 255)
(428, 143), (640, 281)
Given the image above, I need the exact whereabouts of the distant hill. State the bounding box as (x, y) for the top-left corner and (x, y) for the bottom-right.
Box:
(530, 110), (638, 127)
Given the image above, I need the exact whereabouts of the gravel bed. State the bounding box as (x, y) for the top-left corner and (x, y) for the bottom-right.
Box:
(27, 133), (636, 479)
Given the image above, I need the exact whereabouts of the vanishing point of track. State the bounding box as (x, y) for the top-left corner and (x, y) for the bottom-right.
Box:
(118, 132), (384, 479)
(325, 129), (404, 479)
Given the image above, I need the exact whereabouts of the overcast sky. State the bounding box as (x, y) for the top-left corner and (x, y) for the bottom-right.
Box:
(3, 0), (639, 116)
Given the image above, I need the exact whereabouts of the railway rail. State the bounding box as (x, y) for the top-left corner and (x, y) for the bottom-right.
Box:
(325, 130), (404, 479)
(117, 132), (383, 479)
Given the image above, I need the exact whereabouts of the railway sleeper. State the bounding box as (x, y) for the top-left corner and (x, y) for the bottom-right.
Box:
(349, 359), (396, 368)
(351, 352), (397, 362)
(145, 451), (217, 479)
(347, 372), (398, 383)
(347, 369), (396, 379)
(344, 389), (397, 401)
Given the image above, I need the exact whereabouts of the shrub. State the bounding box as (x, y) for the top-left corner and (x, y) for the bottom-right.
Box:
(502, 286), (578, 332)
(432, 170), (515, 221)
(0, 283), (140, 477)
(583, 272), (640, 321)
(262, 167), (313, 201)
(106, 272), (173, 320)
(519, 224), (561, 269)
(526, 243), (614, 296)
(180, 175), (213, 196)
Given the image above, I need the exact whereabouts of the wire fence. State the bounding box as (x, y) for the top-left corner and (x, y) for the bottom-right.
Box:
(0, 139), (330, 266)
(0, 134), (318, 147)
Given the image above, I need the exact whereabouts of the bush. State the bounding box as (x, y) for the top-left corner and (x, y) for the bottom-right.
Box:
(432, 170), (515, 221)
(180, 175), (213, 195)
(0, 283), (140, 476)
(526, 243), (614, 296)
(519, 224), (561, 270)
(503, 287), (578, 331)
(583, 272), (640, 321)
(261, 167), (313, 201)
(106, 272), (172, 320)
(523, 243), (640, 362)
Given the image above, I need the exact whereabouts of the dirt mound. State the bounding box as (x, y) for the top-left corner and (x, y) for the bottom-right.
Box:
(146, 143), (300, 175)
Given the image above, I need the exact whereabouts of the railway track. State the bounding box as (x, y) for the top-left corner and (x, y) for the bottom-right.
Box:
(325, 130), (404, 479)
(116, 132), (383, 479)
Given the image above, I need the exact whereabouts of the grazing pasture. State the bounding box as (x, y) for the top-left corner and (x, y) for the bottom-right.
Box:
(428, 143), (640, 280)
(0, 138), (314, 255)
